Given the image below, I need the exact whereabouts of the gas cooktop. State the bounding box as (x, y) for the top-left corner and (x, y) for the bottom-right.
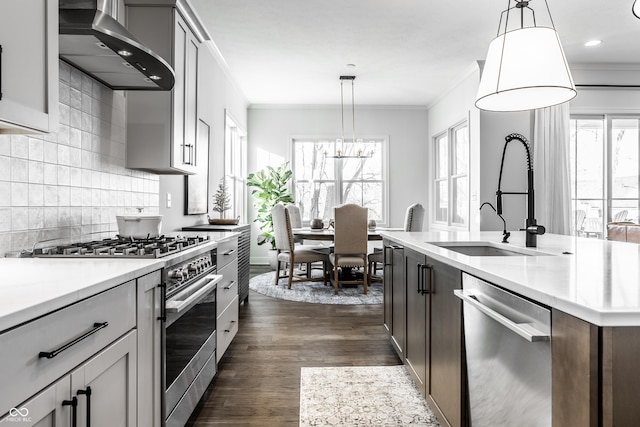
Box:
(30, 235), (211, 258)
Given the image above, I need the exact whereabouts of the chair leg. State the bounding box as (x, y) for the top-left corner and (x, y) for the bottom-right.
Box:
(306, 262), (311, 278)
(333, 265), (340, 295)
(323, 261), (328, 286)
(363, 259), (368, 295)
(288, 260), (295, 289)
(274, 259), (281, 285)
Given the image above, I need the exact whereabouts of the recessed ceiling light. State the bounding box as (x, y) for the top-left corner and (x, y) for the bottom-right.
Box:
(584, 40), (602, 47)
(118, 50), (132, 57)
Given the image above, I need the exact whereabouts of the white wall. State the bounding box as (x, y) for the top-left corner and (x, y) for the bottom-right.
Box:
(159, 43), (249, 233)
(427, 63), (482, 231)
(247, 106), (429, 264)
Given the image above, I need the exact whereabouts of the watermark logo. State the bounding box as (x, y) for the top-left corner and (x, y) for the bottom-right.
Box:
(3, 408), (31, 423)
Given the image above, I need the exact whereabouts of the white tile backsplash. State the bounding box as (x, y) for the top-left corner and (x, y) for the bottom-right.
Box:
(0, 61), (160, 256)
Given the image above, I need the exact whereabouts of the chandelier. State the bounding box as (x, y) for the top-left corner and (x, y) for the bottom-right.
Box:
(325, 76), (373, 159)
(475, 0), (576, 112)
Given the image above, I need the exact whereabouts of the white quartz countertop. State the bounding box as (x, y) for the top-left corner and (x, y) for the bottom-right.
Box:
(378, 230), (640, 327)
(0, 231), (240, 333)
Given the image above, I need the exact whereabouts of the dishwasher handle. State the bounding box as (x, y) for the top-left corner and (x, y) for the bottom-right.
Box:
(454, 289), (550, 343)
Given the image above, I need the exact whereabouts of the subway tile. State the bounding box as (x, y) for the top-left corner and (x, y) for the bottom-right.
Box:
(70, 67), (82, 90)
(70, 167), (82, 187)
(70, 187), (82, 206)
(81, 207), (92, 225)
(70, 87), (82, 110)
(43, 163), (58, 185)
(0, 233), (11, 256)
(70, 207), (82, 226)
(43, 141), (58, 163)
(82, 92), (92, 114)
(43, 207), (58, 228)
(58, 124), (70, 146)
(69, 147), (82, 167)
(82, 112), (92, 132)
(58, 145), (71, 166)
(11, 183), (28, 206)
(81, 74), (92, 94)
(82, 188), (92, 207)
(59, 102), (70, 126)
(28, 138), (44, 161)
(70, 127), (82, 148)
(0, 156), (10, 181)
(57, 165), (70, 186)
(44, 185), (57, 206)
(70, 107), (82, 130)
(11, 158), (29, 183)
(59, 81), (70, 106)
(59, 60), (71, 83)
(0, 136), (10, 156)
(81, 169), (92, 188)
(58, 186), (70, 206)
(81, 149), (92, 169)
(11, 135), (29, 159)
(81, 131), (92, 151)
(0, 182), (10, 207)
(28, 207), (44, 230)
(58, 206), (71, 227)
(28, 161), (44, 184)
(0, 208), (10, 232)
(28, 184), (44, 206)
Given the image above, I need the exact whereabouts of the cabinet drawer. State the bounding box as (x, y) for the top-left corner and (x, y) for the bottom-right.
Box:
(217, 259), (238, 314)
(0, 283), (135, 415)
(216, 295), (239, 362)
(216, 238), (238, 270)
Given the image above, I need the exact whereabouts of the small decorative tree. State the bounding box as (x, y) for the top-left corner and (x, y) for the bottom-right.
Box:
(212, 178), (231, 219)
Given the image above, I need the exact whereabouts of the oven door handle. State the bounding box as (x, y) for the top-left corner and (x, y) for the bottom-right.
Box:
(165, 274), (222, 314)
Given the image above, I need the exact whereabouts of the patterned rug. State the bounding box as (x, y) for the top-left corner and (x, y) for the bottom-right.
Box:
(299, 366), (440, 426)
(249, 271), (383, 304)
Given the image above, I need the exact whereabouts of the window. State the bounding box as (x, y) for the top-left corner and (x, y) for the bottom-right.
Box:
(224, 113), (247, 222)
(570, 115), (640, 238)
(292, 137), (387, 224)
(433, 121), (469, 228)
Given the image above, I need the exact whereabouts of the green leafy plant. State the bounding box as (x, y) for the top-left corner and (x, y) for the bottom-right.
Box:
(212, 178), (232, 218)
(247, 162), (294, 249)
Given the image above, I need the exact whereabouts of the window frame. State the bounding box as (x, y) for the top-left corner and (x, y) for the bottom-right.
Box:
(291, 135), (389, 226)
(570, 114), (640, 238)
(224, 111), (247, 223)
(432, 119), (470, 230)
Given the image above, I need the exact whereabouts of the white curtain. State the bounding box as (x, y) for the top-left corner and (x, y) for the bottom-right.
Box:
(533, 103), (573, 235)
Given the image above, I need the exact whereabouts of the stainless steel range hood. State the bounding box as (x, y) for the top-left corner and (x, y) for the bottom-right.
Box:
(59, 0), (175, 91)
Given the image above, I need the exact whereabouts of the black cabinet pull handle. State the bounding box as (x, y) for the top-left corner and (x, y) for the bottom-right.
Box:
(157, 282), (167, 322)
(77, 387), (91, 427)
(421, 264), (433, 295)
(382, 245), (392, 266)
(223, 280), (235, 290)
(0, 45), (3, 101)
(417, 262), (423, 294)
(62, 396), (78, 427)
(39, 322), (108, 359)
(223, 249), (236, 256)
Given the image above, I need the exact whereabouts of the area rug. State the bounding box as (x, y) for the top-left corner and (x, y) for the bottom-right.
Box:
(299, 366), (440, 426)
(249, 271), (382, 304)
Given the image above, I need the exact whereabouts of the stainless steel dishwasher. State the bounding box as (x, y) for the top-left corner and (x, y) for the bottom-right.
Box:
(454, 273), (551, 427)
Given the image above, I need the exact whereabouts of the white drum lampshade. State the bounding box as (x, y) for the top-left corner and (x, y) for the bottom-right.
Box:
(476, 0), (576, 112)
(634, 0), (640, 19)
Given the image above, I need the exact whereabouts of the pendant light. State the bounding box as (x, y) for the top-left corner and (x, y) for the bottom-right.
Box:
(634, 0), (640, 19)
(325, 75), (373, 158)
(476, 0), (576, 112)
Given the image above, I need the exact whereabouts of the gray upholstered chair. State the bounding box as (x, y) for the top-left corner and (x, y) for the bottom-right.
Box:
(330, 204), (369, 294)
(368, 203), (425, 282)
(271, 204), (329, 288)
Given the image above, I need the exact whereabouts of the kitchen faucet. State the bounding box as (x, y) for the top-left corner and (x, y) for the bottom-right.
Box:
(496, 133), (546, 247)
(480, 202), (511, 243)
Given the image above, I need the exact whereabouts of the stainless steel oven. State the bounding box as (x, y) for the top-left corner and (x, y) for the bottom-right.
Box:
(162, 246), (221, 427)
(17, 234), (222, 427)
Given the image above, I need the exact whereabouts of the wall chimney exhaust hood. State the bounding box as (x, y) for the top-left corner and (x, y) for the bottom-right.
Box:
(59, 0), (175, 91)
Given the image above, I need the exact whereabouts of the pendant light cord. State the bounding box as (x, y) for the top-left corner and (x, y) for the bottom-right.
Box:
(351, 78), (356, 146)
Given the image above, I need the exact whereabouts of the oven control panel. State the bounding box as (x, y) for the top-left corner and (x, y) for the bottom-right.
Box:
(165, 251), (216, 293)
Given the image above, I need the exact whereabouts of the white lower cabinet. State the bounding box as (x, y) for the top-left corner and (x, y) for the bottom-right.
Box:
(0, 331), (137, 426)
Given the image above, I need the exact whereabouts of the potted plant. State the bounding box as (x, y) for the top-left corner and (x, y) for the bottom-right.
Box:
(247, 162), (294, 252)
(209, 178), (239, 225)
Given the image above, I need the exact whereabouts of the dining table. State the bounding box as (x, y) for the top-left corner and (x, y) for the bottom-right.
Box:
(292, 227), (403, 241)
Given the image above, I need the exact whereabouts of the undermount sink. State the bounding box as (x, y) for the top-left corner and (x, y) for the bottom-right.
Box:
(428, 241), (555, 257)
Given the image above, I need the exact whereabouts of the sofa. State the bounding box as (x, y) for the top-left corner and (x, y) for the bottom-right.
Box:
(607, 222), (640, 243)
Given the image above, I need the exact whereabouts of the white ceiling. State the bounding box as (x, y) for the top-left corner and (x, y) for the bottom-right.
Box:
(189, 0), (640, 107)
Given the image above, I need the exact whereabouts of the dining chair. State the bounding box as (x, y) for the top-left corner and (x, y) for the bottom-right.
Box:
(330, 204), (369, 294)
(286, 204), (316, 276)
(574, 209), (586, 236)
(271, 204), (329, 288)
(368, 203), (425, 282)
(613, 209), (628, 223)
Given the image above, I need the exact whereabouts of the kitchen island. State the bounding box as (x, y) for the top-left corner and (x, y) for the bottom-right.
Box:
(379, 230), (640, 427)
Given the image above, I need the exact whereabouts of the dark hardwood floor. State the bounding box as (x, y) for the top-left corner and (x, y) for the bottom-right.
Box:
(186, 265), (400, 426)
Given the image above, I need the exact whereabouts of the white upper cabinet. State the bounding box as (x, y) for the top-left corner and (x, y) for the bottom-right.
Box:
(125, 0), (202, 174)
(0, 0), (58, 134)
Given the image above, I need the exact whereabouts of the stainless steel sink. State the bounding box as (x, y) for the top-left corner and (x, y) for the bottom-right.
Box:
(429, 241), (554, 257)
